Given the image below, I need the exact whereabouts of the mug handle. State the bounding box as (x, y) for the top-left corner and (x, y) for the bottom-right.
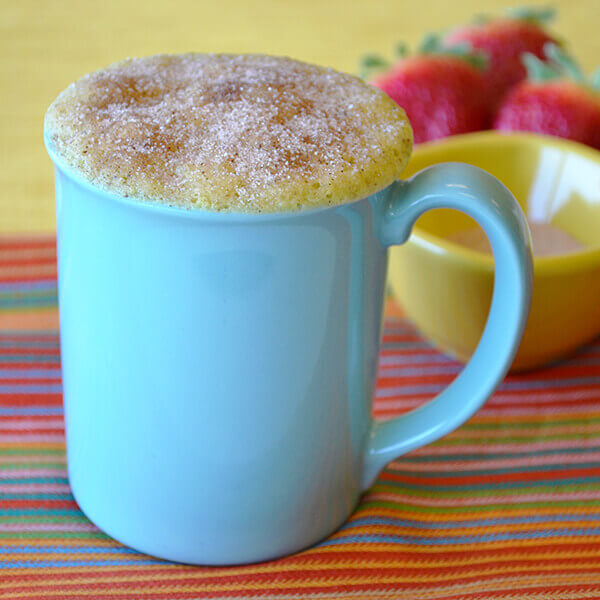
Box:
(361, 162), (534, 490)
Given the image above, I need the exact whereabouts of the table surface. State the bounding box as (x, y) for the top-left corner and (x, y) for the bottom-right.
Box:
(2, 3), (600, 597)
(1, 235), (600, 599)
(2, 0), (600, 232)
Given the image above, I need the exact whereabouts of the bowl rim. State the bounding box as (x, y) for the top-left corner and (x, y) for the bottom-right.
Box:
(406, 131), (600, 275)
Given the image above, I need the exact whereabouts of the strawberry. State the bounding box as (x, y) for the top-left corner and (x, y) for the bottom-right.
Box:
(444, 6), (558, 108)
(493, 44), (600, 150)
(363, 36), (490, 144)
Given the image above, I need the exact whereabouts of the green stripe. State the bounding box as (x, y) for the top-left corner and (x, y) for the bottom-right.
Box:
(0, 532), (109, 540)
(0, 517), (91, 524)
(371, 481), (600, 497)
(464, 416), (600, 429)
(0, 290), (57, 300)
(436, 433), (600, 445)
(389, 461), (600, 477)
(358, 499), (600, 514)
(0, 449), (64, 456)
(402, 446), (600, 461)
(0, 463), (66, 469)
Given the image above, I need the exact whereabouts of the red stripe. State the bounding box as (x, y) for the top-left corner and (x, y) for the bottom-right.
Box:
(0, 415), (62, 421)
(0, 273), (57, 284)
(376, 385), (600, 402)
(0, 394), (63, 406)
(0, 348), (60, 356)
(0, 500), (74, 508)
(0, 362), (61, 370)
(0, 379), (61, 385)
(0, 257), (57, 267)
(0, 427), (64, 434)
(0, 239), (55, 251)
(379, 466), (600, 486)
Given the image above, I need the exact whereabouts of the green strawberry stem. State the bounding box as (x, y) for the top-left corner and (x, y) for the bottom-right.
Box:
(522, 53), (561, 82)
(523, 43), (600, 94)
(358, 54), (390, 80)
(358, 34), (486, 81)
(544, 42), (586, 83)
(420, 33), (488, 70)
(506, 5), (556, 25)
(591, 68), (600, 92)
(395, 43), (408, 59)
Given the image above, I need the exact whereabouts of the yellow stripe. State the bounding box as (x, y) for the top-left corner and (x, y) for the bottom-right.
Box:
(353, 506), (600, 521)
(337, 521), (600, 536)
(0, 444), (64, 450)
(471, 412), (600, 425)
(444, 424), (600, 438)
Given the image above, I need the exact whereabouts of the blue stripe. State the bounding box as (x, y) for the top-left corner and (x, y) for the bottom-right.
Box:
(0, 384), (62, 393)
(0, 296), (57, 308)
(0, 545), (140, 555)
(0, 559), (161, 568)
(0, 494), (73, 500)
(376, 376), (600, 398)
(0, 280), (56, 292)
(0, 407), (62, 415)
(402, 445), (600, 462)
(2, 478), (68, 484)
(345, 514), (600, 530)
(0, 341), (60, 349)
(1, 510), (79, 516)
(376, 475), (600, 491)
(381, 341), (433, 350)
(0, 330), (58, 336)
(0, 356), (60, 363)
(0, 368), (61, 377)
(379, 365), (461, 377)
(379, 354), (454, 366)
(321, 528), (600, 547)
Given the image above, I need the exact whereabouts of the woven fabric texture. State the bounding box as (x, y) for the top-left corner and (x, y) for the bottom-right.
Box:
(1, 236), (600, 599)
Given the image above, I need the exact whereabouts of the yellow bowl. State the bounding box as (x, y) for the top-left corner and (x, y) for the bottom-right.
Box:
(388, 131), (600, 372)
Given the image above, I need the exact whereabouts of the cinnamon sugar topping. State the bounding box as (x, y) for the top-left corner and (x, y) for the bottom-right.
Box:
(45, 54), (413, 213)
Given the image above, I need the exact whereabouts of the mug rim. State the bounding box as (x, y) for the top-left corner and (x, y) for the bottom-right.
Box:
(44, 134), (388, 223)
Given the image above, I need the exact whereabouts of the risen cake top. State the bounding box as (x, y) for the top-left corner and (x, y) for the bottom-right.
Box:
(44, 53), (413, 213)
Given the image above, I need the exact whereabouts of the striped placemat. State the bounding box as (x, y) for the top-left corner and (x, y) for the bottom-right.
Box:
(1, 235), (600, 599)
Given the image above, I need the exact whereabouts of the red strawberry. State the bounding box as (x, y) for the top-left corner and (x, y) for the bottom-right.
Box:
(493, 44), (600, 150)
(363, 37), (490, 144)
(444, 6), (558, 108)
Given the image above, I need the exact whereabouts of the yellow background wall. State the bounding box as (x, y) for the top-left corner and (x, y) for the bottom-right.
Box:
(2, 0), (598, 232)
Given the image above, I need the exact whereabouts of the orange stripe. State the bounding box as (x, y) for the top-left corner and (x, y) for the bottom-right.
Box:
(0, 309), (59, 330)
(0, 263), (57, 281)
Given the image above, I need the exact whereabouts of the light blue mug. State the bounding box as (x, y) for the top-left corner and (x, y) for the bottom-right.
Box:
(46, 137), (533, 565)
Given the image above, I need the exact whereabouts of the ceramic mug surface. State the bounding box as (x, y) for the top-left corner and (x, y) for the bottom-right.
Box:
(47, 139), (533, 564)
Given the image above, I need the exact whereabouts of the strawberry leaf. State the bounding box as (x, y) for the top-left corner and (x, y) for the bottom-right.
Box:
(395, 43), (409, 59)
(420, 32), (442, 54)
(522, 52), (562, 82)
(506, 5), (556, 25)
(544, 42), (586, 83)
(420, 33), (488, 70)
(591, 68), (600, 92)
(358, 54), (390, 80)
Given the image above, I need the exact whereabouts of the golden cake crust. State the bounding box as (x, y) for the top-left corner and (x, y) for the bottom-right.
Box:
(45, 53), (413, 213)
